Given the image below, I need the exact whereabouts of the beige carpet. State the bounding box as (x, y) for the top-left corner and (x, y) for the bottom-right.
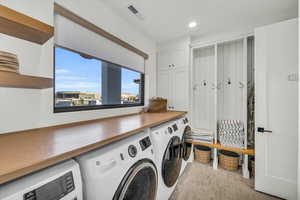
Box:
(170, 162), (281, 200)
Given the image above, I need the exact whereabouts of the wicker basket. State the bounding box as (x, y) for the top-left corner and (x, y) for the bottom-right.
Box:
(194, 145), (211, 164)
(148, 98), (167, 113)
(251, 159), (255, 177)
(219, 150), (239, 171)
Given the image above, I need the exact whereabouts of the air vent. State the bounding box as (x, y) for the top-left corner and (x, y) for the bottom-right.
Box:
(128, 5), (138, 14)
(127, 5), (144, 20)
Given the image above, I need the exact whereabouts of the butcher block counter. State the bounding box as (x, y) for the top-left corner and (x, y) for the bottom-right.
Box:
(0, 111), (186, 184)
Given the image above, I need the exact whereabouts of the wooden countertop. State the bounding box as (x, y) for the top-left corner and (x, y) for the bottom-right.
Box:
(0, 111), (186, 184)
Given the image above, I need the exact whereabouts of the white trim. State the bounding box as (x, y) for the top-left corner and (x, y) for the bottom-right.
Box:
(191, 32), (254, 49)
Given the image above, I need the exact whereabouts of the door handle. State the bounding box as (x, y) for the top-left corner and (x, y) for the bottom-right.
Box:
(257, 127), (272, 133)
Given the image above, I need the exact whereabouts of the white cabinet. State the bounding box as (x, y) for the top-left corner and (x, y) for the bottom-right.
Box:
(157, 70), (171, 101)
(157, 49), (187, 71)
(172, 68), (189, 111)
(157, 49), (189, 111)
(157, 68), (189, 111)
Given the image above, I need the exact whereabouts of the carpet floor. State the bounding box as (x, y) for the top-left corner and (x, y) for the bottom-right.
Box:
(169, 162), (281, 200)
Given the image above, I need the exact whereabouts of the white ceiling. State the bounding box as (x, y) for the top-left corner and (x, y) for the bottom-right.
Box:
(101, 0), (298, 43)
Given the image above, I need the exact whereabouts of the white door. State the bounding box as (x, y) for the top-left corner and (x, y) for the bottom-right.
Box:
(157, 69), (172, 108)
(255, 18), (298, 200)
(172, 68), (189, 111)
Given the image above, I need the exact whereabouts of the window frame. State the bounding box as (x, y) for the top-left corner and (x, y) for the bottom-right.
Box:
(53, 45), (145, 113)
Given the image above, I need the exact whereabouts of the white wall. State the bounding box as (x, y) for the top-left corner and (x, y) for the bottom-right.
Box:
(0, 0), (156, 134)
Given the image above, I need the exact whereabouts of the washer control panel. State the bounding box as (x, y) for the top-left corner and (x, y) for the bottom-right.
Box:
(183, 118), (189, 124)
(172, 124), (178, 131)
(139, 136), (152, 151)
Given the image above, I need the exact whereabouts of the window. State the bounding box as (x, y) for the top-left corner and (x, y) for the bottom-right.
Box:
(54, 46), (144, 113)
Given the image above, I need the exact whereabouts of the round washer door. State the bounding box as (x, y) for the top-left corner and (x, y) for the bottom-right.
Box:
(182, 126), (192, 161)
(113, 159), (158, 200)
(162, 136), (182, 187)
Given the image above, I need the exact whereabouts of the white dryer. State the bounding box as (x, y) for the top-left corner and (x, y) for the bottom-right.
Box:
(150, 121), (182, 200)
(177, 116), (194, 175)
(75, 131), (158, 200)
(0, 159), (83, 200)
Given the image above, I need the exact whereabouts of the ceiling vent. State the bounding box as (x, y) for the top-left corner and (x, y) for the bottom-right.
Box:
(128, 5), (144, 20)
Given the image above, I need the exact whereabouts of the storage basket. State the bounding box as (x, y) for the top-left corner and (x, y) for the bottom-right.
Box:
(148, 97), (167, 113)
(219, 150), (239, 171)
(194, 145), (211, 164)
(251, 159), (255, 177)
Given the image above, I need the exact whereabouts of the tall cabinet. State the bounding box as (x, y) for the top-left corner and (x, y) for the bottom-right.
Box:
(157, 48), (189, 111)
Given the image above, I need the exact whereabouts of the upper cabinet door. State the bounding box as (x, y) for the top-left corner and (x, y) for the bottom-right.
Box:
(170, 49), (187, 69)
(172, 68), (189, 111)
(157, 51), (171, 71)
(157, 70), (172, 108)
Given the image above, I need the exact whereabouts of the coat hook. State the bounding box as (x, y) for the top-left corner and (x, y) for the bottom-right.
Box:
(227, 78), (231, 85)
(239, 82), (244, 88)
(203, 80), (207, 86)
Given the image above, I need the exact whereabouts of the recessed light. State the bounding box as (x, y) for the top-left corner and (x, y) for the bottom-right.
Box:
(188, 21), (197, 28)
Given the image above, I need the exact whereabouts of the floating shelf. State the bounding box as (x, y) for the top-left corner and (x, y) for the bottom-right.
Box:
(0, 5), (54, 44)
(0, 71), (53, 89)
(186, 139), (255, 155)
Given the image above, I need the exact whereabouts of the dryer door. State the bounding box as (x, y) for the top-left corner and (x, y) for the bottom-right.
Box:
(182, 125), (192, 161)
(113, 159), (158, 200)
(162, 136), (182, 187)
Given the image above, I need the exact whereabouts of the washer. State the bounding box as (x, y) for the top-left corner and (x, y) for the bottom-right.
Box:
(150, 121), (182, 200)
(0, 159), (82, 200)
(177, 116), (194, 175)
(75, 131), (158, 200)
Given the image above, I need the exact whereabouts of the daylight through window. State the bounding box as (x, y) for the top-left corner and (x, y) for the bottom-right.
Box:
(54, 46), (144, 112)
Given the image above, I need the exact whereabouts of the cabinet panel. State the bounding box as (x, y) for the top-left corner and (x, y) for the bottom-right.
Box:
(192, 46), (216, 130)
(157, 70), (171, 107)
(157, 51), (170, 71)
(172, 68), (189, 111)
(217, 39), (245, 122)
(170, 49), (187, 69)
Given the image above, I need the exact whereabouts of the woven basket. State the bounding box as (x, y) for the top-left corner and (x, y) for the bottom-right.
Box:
(251, 159), (255, 177)
(194, 145), (211, 164)
(219, 150), (239, 171)
(148, 98), (167, 113)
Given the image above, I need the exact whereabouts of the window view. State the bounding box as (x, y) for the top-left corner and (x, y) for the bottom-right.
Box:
(54, 47), (144, 112)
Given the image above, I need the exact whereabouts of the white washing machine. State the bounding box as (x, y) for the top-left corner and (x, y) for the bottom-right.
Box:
(0, 159), (82, 200)
(177, 116), (194, 175)
(75, 131), (158, 200)
(150, 121), (182, 200)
